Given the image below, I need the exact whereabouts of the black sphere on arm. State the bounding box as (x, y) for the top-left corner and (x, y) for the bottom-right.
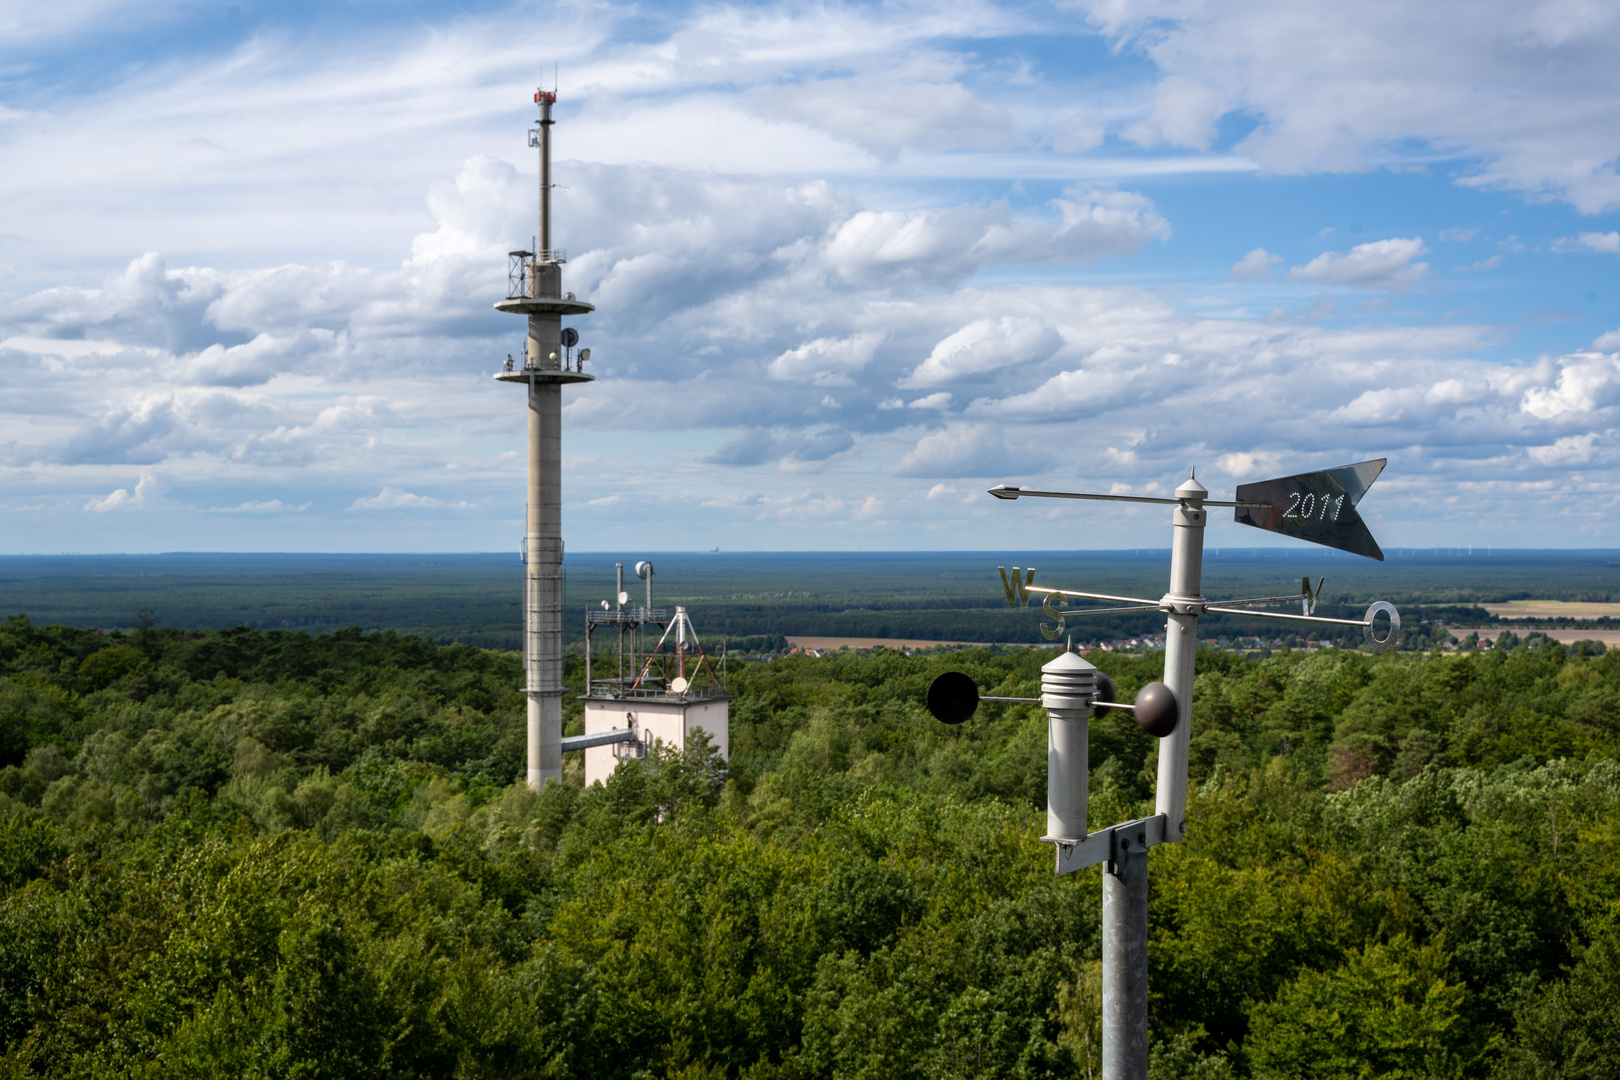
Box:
(927, 671), (980, 725)
(1132, 682), (1178, 738)
(1092, 672), (1118, 716)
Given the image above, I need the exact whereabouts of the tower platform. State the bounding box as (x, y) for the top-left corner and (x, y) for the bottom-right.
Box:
(494, 297), (596, 316)
(495, 370), (595, 386)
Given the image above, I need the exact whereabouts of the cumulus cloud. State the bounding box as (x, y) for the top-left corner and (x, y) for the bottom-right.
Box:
(769, 332), (885, 385)
(1229, 248), (1281, 281)
(1521, 353), (1620, 419)
(85, 473), (159, 511)
(1287, 239), (1429, 291)
(901, 316), (1064, 387)
(1528, 433), (1599, 466)
(819, 188), (1168, 290)
(895, 423), (1028, 478)
(1553, 231), (1620, 253)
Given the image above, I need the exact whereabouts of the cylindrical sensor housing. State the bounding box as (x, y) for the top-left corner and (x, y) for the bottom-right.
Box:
(1043, 649), (1099, 842)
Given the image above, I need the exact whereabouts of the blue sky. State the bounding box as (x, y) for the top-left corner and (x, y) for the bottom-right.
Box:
(2, 0), (1619, 554)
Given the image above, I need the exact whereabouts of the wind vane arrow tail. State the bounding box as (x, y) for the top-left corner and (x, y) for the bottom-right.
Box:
(1233, 458), (1387, 561)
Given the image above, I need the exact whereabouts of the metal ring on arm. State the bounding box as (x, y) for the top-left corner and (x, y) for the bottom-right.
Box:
(1363, 601), (1401, 651)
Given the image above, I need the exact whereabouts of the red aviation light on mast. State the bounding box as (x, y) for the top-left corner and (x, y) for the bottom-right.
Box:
(534, 90), (556, 104)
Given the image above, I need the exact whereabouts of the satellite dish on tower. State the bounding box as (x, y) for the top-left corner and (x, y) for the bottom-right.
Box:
(560, 327), (580, 348)
(670, 676), (689, 694)
(618, 590), (630, 605)
(635, 561), (654, 579)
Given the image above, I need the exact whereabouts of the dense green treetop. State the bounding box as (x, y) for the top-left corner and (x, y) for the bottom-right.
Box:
(2, 613), (1619, 1078)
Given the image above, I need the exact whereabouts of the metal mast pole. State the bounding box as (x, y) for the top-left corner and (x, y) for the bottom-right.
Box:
(1101, 472), (1205, 1080)
(539, 93), (552, 257)
(1156, 472), (1206, 842)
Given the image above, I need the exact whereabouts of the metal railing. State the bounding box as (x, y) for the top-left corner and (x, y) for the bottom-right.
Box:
(586, 682), (728, 701)
(586, 608), (669, 625)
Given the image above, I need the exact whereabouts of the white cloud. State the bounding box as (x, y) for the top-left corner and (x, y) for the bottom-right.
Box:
(1214, 451), (1284, 479)
(1521, 354), (1620, 419)
(1553, 231), (1620, 253)
(1075, 0), (1620, 212)
(1452, 255), (1504, 273)
(902, 315), (1064, 387)
(1053, 115), (1105, 153)
(1287, 239), (1429, 291)
(1229, 247), (1281, 281)
(819, 189), (1167, 290)
(349, 487), (453, 510)
(769, 332), (885, 385)
(85, 472), (158, 511)
(3, 3), (1620, 550)
(707, 428), (855, 468)
(763, 74), (1013, 162)
(1528, 433), (1598, 466)
(208, 499), (311, 513)
(895, 423), (1028, 478)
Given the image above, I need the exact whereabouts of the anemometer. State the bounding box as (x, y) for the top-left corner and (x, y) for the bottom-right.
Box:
(926, 460), (1398, 1080)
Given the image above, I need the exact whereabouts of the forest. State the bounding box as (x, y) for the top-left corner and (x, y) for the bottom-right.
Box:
(3, 549), (1614, 650)
(2, 612), (1619, 1078)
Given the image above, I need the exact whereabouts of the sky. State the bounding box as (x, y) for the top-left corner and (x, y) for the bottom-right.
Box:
(2, 0), (1619, 555)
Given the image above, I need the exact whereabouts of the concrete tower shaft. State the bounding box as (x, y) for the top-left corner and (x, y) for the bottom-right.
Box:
(495, 87), (595, 788)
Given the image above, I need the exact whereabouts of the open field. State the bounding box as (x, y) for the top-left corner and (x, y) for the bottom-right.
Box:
(1483, 600), (1620, 619)
(1449, 626), (1620, 647)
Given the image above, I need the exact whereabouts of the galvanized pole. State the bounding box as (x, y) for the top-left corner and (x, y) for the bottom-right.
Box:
(1103, 838), (1149, 1080)
(1100, 472), (1205, 1080)
(1155, 472), (1206, 842)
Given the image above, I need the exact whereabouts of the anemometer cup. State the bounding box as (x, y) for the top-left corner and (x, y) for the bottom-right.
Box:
(1130, 683), (1178, 738)
(926, 671), (980, 725)
(1092, 676), (1178, 738)
(928, 670), (1177, 739)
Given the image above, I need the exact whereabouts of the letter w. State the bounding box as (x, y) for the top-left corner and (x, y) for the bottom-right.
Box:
(998, 566), (1034, 608)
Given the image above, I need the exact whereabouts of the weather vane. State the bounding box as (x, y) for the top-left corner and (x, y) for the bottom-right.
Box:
(926, 458), (1398, 1080)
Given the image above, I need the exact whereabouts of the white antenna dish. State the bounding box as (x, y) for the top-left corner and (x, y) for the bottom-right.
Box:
(670, 676), (689, 694)
(635, 561), (654, 579)
(600, 600), (609, 610)
(618, 590), (630, 605)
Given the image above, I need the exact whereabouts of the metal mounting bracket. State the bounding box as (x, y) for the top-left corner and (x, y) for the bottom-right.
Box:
(1042, 814), (1167, 876)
